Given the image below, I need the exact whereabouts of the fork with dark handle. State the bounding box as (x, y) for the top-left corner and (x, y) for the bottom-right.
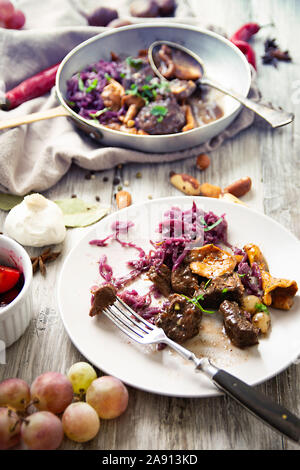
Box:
(103, 297), (300, 443)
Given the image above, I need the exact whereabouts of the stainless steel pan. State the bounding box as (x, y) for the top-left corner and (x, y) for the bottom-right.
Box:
(0, 23), (252, 153)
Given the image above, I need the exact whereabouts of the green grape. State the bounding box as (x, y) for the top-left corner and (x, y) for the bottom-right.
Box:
(67, 362), (97, 395)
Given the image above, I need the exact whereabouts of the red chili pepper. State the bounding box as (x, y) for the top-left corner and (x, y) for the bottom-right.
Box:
(3, 63), (60, 110)
(231, 39), (257, 69)
(230, 22), (261, 42)
(230, 22), (273, 43)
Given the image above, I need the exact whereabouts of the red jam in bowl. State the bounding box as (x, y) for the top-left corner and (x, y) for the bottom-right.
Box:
(0, 265), (25, 308)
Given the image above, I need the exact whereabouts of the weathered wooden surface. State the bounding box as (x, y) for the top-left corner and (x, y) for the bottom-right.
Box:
(0, 0), (300, 450)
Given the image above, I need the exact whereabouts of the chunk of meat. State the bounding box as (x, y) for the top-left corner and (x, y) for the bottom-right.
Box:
(89, 284), (117, 317)
(188, 244), (237, 278)
(100, 79), (125, 111)
(195, 272), (244, 310)
(135, 97), (186, 135)
(219, 300), (259, 348)
(171, 263), (199, 297)
(155, 294), (201, 343)
(148, 264), (171, 297)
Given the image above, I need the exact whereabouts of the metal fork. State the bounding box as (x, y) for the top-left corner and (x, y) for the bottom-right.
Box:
(104, 297), (300, 443)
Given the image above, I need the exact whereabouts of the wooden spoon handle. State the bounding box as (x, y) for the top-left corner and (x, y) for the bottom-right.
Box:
(0, 105), (69, 130)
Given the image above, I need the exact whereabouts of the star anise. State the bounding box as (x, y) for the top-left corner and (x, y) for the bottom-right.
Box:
(31, 248), (61, 276)
(262, 38), (292, 67)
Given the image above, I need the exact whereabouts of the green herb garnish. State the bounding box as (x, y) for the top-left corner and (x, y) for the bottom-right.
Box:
(204, 279), (211, 289)
(85, 78), (98, 92)
(151, 105), (168, 122)
(141, 84), (155, 99)
(78, 74), (85, 92)
(238, 273), (246, 278)
(222, 288), (228, 294)
(125, 83), (151, 105)
(255, 303), (269, 314)
(89, 107), (110, 121)
(182, 294), (215, 314)
(120, 72), (126, 78)
(200, 216), (224, 232)
(127, 83), (139, 95)
(126, 56), (143, 69)
(104, 73), (111, 82)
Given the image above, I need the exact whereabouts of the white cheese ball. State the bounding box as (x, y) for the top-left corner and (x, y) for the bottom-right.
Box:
(4, 194), (66, 247)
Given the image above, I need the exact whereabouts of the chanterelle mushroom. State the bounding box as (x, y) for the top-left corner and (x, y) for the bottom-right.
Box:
(188, 244), (237, 278)
(100, 79), (125, 111)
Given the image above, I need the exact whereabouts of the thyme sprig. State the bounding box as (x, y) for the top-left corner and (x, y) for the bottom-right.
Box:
(182, 294), (215, 314)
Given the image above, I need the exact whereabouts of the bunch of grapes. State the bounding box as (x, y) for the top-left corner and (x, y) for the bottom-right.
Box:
(0, 1), (25, 30)
(0, 362), (129, 449)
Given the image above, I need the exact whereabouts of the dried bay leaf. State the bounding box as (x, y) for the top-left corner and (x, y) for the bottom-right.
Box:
(54, 198), (110, 228)
(0, 193), (24, 211)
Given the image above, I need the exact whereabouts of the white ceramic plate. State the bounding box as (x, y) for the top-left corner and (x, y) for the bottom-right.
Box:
(57, 197), (300, 397)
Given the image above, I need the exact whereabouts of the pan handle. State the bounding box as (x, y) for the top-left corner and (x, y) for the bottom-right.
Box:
(0, 105), (69, 130)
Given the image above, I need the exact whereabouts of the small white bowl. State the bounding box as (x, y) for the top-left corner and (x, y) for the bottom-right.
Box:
(0, 236), (33, 348)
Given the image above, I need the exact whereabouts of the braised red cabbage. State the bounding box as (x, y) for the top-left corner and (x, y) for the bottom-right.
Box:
(89, 202), (264, 318)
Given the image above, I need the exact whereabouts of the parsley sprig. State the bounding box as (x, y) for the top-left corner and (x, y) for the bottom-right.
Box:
(77, 74), (98, 93)
(125, 79), (171, 108)
(151, 105), (168, 123)
(255, 303), (269, 314)
(126, 56), (143, 69)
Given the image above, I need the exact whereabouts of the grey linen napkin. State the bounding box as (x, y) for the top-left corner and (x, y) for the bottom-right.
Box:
(0, 3), (260, 195)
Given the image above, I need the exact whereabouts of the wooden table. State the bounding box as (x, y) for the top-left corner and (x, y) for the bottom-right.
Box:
(1, 0), (299, 450)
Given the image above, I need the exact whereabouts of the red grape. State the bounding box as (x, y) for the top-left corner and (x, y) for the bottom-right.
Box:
(0, 407), (21, 450)
(62, 402), (100, 442)
(0, 1), (14, 22)
(21, 411), (63, 450)
(86, 376), (128, 419)
(0, 378), (30, 411)
(30, 372), (73, 414)
(5, 9), (25, 30)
